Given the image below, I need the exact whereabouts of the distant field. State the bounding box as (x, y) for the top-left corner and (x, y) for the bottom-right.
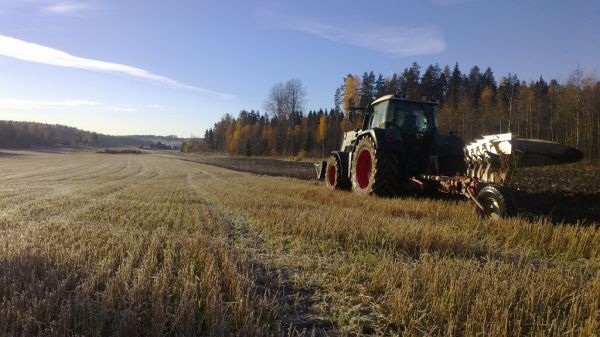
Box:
(1, 151), (599, 336)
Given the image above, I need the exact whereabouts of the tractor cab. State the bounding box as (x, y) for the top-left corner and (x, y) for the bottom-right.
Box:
(365, 94), (440, 175)
(365, 94), (439, 134)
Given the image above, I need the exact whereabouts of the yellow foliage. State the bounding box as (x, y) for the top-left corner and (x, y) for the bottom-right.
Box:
(343, 74), (361, 115)
(317, 115), (327, 142)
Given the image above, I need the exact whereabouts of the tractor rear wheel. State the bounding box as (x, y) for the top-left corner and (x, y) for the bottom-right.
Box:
(351, 137), (402, 197)
(475, 185), (516, 219)
(325, 155), (350, 190)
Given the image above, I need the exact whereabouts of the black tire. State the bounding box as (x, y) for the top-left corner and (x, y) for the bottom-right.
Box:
(325, 155), (350, 190)
(351, 137), (402, 197)
(475, 185), (517, 219)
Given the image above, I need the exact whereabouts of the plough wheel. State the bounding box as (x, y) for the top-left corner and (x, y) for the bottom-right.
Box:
(475, 185), (516, 219)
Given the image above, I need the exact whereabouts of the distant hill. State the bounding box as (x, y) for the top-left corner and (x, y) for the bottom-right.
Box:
(0, 120), (185, 149)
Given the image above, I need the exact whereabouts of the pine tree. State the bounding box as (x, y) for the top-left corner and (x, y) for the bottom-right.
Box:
(420, 64), (441, 98)
(467, 65), (483, 107)
(385, 74), (399, 95)
(482, 67), (497, 93)
(401, 62), (421, 98)
(334, 87), (343, 113)
(359, 71), (376, 108)
(448, 63), (463, 108)
(375, 74), (386, 98)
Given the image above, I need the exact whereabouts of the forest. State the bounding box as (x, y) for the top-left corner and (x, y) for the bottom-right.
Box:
(0, 120), (181, 148)
(200, 63), (600, 163)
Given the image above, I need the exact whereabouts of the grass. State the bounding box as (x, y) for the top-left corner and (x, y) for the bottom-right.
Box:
(0, 151), (598, 336)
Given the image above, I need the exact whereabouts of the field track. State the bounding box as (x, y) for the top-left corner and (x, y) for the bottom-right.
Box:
(1, 151), (599, 336)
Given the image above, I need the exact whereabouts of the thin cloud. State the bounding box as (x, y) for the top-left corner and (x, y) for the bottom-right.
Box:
(0, 35), (235, 100)
(106, 106), (137, 112)
(0, 98), (99, 110)
(0, 99), (157, 113)
(256, 10), (446, 57)
(40, 2), (93, 16)
(146, 104), (163, 109)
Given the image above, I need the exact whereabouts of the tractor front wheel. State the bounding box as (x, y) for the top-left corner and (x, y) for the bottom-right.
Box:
(351, 137), (402, 197)
(325, 155), (350, 190)
(475, 185), (516, 219)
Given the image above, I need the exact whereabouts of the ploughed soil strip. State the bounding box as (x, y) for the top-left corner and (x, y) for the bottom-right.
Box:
(162, 152), (600, 224)
(157, 152), (317, 180)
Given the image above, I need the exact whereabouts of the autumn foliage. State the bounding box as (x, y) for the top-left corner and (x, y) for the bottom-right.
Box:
(203, 63), (600, 162)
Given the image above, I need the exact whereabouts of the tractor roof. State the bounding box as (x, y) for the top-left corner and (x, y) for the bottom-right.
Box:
(371, 94), (439, 106)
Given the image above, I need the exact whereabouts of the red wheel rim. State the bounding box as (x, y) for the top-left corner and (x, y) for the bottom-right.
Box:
(327, 163), (336, 187)
(356, 148), (372, 189)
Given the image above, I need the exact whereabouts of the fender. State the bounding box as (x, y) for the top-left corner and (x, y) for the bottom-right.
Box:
(330, 151), (350, 179)
(315, 151), (350, 180)
(355, 128), (405, 152)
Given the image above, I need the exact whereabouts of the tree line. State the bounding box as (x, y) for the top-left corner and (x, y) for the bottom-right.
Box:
(199, 63), (600, 163)
(0, 120), (181, 148)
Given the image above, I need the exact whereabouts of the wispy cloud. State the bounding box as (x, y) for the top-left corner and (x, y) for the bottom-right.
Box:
(0, 98), (161, 113)
(256, 10), (446, 57)
(40, 2), (93, 16)
(0, 35), (235, 99)
(106, 106), (137, 112)
(0, 98), (98, 110)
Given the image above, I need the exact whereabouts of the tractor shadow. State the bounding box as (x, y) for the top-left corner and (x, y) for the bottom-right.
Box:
(513, 190), (600, 225)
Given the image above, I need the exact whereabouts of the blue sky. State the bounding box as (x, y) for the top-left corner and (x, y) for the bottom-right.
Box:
(0, 0), (598, 137)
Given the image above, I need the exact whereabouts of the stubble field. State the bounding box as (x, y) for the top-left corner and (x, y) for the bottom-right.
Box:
(1, 150), (599, 336)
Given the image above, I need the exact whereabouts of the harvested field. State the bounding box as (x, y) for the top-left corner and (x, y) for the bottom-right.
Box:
(1, 151), (599, 336)
(166, 152), (600, 224)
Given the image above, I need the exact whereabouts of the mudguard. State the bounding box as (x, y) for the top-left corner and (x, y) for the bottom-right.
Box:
(356, 128), (405, 152)
(331, 151), (350, 179)
(315, 151), (350, 180)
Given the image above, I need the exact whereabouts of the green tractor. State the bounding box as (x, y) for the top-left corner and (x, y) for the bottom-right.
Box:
(316, 94), (583, 219)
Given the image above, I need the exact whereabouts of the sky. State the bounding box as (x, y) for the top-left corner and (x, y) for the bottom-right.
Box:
(0, 0), (598, 137)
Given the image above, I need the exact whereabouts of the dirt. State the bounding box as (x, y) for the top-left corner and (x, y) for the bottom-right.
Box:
(508, 165), (600, 224)
(0, 151), (24, 158)
(163, 153), (317, 180)
(165, 153), (599, 224)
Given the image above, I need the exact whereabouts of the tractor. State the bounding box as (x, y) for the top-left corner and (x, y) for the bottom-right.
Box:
(316, 94), (583, 218)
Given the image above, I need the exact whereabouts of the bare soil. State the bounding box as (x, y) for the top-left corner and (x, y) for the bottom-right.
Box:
(509, 165), (600, 224)
(162, 153), (317, 180)
(164, 153), (600, 224)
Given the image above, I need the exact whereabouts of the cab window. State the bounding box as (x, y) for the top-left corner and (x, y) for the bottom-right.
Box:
(370, 101), (389, 128)
(393, 102), (431, 132)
